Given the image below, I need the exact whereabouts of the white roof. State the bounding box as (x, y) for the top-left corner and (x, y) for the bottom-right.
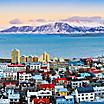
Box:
(65, 95), (74, 99)
(8, 94), (20, 99)
(0, 99), (10, 104)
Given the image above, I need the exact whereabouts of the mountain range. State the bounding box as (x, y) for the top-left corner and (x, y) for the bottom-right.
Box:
(1, 22), (104, 34)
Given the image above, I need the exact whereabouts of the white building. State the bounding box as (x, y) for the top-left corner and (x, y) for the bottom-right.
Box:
(30, 62), (41, 70)
(0, 99), (10, 104)
(4, 71), (17, 80)
(27, 90), (52, 104)
(6, 89), (20, 103)
(94, 86), (104, 97)
(71, 80), (89, 88)
(19, 73), (32, 82)
(75, 86), (95, 103)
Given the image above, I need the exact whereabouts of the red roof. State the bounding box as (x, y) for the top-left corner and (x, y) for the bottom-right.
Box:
(39, 84), (54, 89)
(55, 78), (67, 81)
(55, 78), (67, 83)
(89, 68), (102, 74)
(91, 70), (102, 74)
(41, 66), (48, 70)
(32, 98), (50, 104)
(3, 82), (16, 86)
(69, 76), (76, 78)
(8, 64), (25, 67)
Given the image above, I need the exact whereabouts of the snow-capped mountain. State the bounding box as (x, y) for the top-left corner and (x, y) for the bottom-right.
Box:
(1, 22), (104, 34)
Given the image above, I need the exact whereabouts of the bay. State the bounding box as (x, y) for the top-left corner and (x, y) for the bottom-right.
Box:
(0, 34), (104, 58)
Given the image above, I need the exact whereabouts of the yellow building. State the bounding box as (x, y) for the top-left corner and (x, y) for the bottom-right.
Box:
(11, 48), (20, 64)
(39, 52), (50, 62)
(32, 56), (38, 62)
(20, 56), (27, 64)
(27, 56), (33, 63)
(58, 88), (68, 96)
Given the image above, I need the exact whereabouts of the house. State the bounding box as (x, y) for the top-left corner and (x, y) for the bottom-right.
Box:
(39, 84), (54, 90)
(27, 90), (52, 104)
(58, 88), (68, 96)
(56, 97), (67, 104)
(2, 81), (17, 87)
(75, 86), (95, 103)
(32, 98), (50, 104)
(31, 75), (42, 82)
(30, 62), (41, 70)
(39, 62), (50, 72)
(88, 67), (103, 78)
(69, 60), (84, 66)
(4, 71), (17, 80)
(71, 80), (89, 88)
(20, 81), (35, 92)
(55, 78), (67, 85)
(55, 85), (64, 94)
(19, 72), (32, 82)
(7, 64), (26, 72)
(56, 96), (74, 104)
(77, 72), (95, 79)
(65, 96), (74, 104)
(6, 88), (20, 103)
(93, 86), (104, 97)
(37, 90), (52, 98)
(0, 99), (10, 104)
(0, 63), (8, 71)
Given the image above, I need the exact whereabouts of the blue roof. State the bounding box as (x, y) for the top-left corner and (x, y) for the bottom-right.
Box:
(59, 88), (68, 92)
(79, 72), (91, 77)
(77, 86), (94, 93)
(69, 61), (84, 66)
(32, 75), (42, 80)
(56, 98), (67, 102)
(80, 102), (104, 104)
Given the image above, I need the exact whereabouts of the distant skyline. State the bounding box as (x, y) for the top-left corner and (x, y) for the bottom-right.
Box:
(0, 0), (104, 27)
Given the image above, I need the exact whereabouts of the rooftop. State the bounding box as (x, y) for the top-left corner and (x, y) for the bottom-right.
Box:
(77, 86), (94, 93)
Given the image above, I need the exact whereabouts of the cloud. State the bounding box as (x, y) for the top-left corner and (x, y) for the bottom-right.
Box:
(29, 19), (47, 23)
(9, 18), (23, 24)
(61, 16), (104, 23)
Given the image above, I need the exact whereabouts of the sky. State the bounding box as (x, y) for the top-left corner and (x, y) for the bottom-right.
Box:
(0, 0), (104, 27)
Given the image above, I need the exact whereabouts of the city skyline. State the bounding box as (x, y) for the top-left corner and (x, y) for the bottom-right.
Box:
(0, 0), (104, 28)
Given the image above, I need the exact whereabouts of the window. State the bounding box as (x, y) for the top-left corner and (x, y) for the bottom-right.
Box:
(90, 96), (93, 99)
(82, 94), (84, 96)
(82, 97), (84, 100)
(15, 99), (17, 101)
(78, 98), (80, 102)
(70, 99), (72, 101)
(86, 97), (88, 99)
(11, 99), (13, 101)
(86, 94), (88, 96)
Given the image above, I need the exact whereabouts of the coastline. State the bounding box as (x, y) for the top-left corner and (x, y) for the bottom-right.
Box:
(0, 32), (104, 37)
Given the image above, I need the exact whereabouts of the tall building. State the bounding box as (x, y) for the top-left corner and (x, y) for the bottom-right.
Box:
(20, 56), (27, 64)
(27, 56), (33, 63)
(32, 56), (38, 62)
(11, 48), (20, 64)
(39, 52), (50, 62)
